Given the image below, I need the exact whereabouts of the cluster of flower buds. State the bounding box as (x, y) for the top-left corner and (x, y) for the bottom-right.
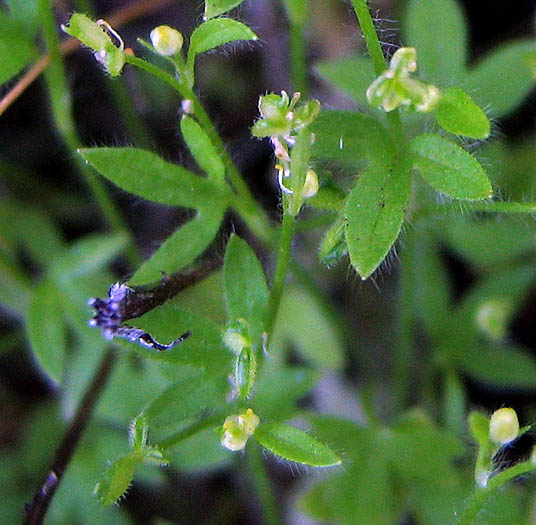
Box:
(220, 408), (260, 451)
(366, 47), (441, 113)
(252, 91), (320, 202)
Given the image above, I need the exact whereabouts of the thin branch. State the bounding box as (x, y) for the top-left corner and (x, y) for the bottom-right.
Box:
(0, 0), (176, 117)
(23, 347), (117, 525)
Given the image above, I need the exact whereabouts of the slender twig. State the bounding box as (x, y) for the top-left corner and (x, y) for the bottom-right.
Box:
(23, 347), (117, 525)
(0, 0), (176, 117)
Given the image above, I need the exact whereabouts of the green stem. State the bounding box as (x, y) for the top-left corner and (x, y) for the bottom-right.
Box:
(289, 22), (308, 98)
(247, 441), (280, 525)
(350, 0), (403, 142)
(39, 0), (139, 267)
(265, 208), (295, 344)
(124, 54), (273, 245)
(459, 461), (536, 525)
(158, 412), (224, 449)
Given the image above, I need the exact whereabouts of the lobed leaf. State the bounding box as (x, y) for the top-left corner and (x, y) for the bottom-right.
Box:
(0, 11), (37, 85)
(254, 422), (341, 466)
(180, 116), (225, 183)
(404, 0), (467, 85)
(204, 0), (247, 19)
(410, 133), (492, 199)
(345, 162), (412, 279)
(79, 147), (228, 209)
(187, 18), (257, 67)
(129, 205), (225, 285)
(26, 280), (67, 384)
(224, 234), (269, 341)
(436, 87), (490, 139)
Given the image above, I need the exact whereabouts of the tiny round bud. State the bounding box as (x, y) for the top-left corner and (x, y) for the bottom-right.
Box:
(150, 25), (183, 56)
(303, 169), (319, 198)
(475, 299), (511, 341)
(220, 409), (260, 452)
(489, 408), (519, 445)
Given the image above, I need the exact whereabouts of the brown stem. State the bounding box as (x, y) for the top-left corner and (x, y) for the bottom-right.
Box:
(23, 347), (117, 525)
(0, 0), (176, 117)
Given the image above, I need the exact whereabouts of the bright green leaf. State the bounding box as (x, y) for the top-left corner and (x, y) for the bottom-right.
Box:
(224, 234), (269, 341)
(436, 87), (490, 139)
(0, 11), (37, 85)
(26, 280), (67, 383)
(410, 133), (492, 199)
(345, 162), (411, 279)
(469, 411), (489, 447)
(404, 0), (467, 85)
(461, 40), (536, 117)
(94, 450), (144, 506)
(180, 116), (225, 183)
(79, 147), (228, 209)
(254, 422), (341, 466)
(204, 0), (247, 19)
(129, 205), (225, 285)
(187, 18), (257, 67)
(282, 0), (308, 25)
(314, 56), (376, 108)
(311, 110), (393, 168)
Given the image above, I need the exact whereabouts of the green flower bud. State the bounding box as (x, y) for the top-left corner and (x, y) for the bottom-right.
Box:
(220, 409), (260, 451)
(303, 169), (319, 198)
(475, 299), (512, 341)
(222, 318), (251, 355)
(489, 408), (519, 445)
(150, 25), (183, 56)
(389, 47), (417, 74)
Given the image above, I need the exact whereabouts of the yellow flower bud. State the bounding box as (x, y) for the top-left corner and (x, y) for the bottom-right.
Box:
(489, 407), (519, 445)
(220, 409), (260, 452)
(150, 26), (183, 56)
(303, 169), (319, 198)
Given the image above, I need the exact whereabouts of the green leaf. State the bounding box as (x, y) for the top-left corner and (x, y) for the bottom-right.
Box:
(26, 280), (67, 383)
(456, 343), (536, 390)
(254, 422), (341, 466)
(271, 284), (344, 369)
(461, 40), (536, 117)
(469, 411), (490, 447)
(5, 0), (39, 38)
(311, 111), (393, 168)
(0, 11), (37, 85)
(314, 56), (377, 107)
(404, 0), (467, 85)
(144, 370), (227, 432)
(204, 0), (247, 19)
(180, 116), (225, 183)
(187, 18), (257, 67)
(436, 88), (490, 139)
(410, 133), (492, 199)
(129, 205), (225, 285)
(94, 450), (144, 506)
(224, 234), (269, 341)
(345, 162), (411, 279)
(49, 232), (128, 281)
(79, 147), (228, 209)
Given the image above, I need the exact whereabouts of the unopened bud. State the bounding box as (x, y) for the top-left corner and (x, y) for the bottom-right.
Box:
(303, 169), (319, 198)
(220, 409), (260, 451)
(489, 408), (519, 445)
(150, 25), (183, 56)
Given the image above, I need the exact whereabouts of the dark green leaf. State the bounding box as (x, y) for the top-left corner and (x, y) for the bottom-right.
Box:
(410, 134), (492, 199)
(224, 234), (269, 341)
(345, 162), (411, 279)
(144, 370), (228, 431)
(180, 116), (225, 183)
(311, 111), (393, 168)
(436, 87), (490, 139)
(461, 40), (535, 117)
(129, 205), (225, 285)
(187, 18), (257, 67)
(404, 0), (467, 85)
(314, 56), (376, 107)
(26, 280), (67, 383)
(204, 0), (247, 19)
(5, 0), (39, 38)
(79, 147), (228, 209)
(254, 422), (341, 466)
(0, 11), (36, 85)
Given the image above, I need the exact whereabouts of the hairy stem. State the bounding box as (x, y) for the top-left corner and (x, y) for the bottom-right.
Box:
(23, 348), (117, 525)
(459, 461), (536, 525)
